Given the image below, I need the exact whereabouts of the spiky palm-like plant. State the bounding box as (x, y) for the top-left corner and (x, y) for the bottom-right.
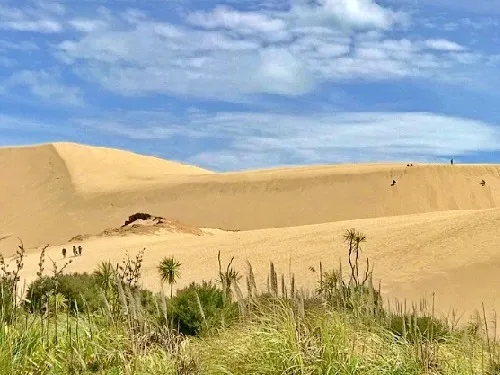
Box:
(158, 257), (181, 298)
(93, 261), (116, 296)
(48, 292), (67, 314)
(218, 251), (242, 303)
(343, 228), (368, 287)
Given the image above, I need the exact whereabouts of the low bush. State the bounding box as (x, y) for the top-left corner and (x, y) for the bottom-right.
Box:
(25, 273), (101, 313)
(168, 281), (238, 336)
(387, 314), (450, 343)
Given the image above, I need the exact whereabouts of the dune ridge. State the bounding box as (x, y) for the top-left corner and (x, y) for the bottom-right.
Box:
(52, 142), (213, 193)
(1, 142), (500, 254)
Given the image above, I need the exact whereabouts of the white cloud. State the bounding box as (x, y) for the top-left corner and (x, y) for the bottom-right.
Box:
(1, 20), (61, 33)
(56, 17), (321, 98)
(288, 0), (407, 30)
(189, 112), (500, 170)
(257, 48), (315, 95)
(424, 39), (466, 51)
(69, 18), (109, 33)
(4, 70), (84, 106)
(0, 0), (451, 105)
(0, 4), (63, 33)
(54, 5), (475, 100)
(289, 31), (351, 58)
(34, 1), (66, 16)
(187, 0), (406, 37)
(0, 39), (39, 51)
(187, 5), (290, 42)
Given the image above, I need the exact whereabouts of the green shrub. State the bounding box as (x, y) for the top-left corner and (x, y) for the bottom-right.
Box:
(168, 281), (238, 336)
(25, 273), (101, 314)
(387, 314), (450, 343)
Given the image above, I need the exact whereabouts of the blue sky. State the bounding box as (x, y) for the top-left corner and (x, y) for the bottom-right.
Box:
(1, 0), (500, 171)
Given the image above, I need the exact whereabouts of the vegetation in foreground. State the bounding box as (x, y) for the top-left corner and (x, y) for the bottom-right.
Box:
(1, 230), (499, 374)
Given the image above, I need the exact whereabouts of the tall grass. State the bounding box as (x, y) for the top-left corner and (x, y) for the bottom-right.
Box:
(1, 231), (499, 374)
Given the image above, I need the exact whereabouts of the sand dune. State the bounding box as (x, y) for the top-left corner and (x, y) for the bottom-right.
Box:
(2, 141), (500, 322)
(0, 143), (211, 254)
(11, 207), (500, 322)
(1, 142), (499, 255)
(53, 142), (212, 193)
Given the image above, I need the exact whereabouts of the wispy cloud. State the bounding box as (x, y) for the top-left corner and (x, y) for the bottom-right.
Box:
(68, 18), (108, 33)
(51, 2), (475, 101)
(76, 110), (500, 171)
(0, 39), (39, 51)
(185, 112), (500, 170)
(0, 3), (64, 33)
(187, 4), (290, 41)
(287, 0), (408, 30)
(424, 39), (466, 51)
(400, 0), (500, 14)
(2, 70), (84, 106)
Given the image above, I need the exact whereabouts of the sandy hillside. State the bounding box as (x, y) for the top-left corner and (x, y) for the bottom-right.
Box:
(1, 142), (499, 255)
(12, 207), (500, 322)
(2, 141), (500, 322)
(0, 142), (211, 254)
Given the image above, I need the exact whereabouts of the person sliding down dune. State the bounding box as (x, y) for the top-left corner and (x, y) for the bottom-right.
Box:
(480, 179), (486, 186)
(391, 180), (396, 186)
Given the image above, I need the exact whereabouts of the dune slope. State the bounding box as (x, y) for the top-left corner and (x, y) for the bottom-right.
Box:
(13, 208), (500, 321)
(53, 142), (213, 193)
(0, 142), (211, 253)
(0, 144), (76, 253)
(1, 143), (500, 254)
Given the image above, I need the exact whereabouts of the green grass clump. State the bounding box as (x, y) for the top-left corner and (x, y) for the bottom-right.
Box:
(168, 281), (238, 336)
(25, 273), (101, 313)
(387, 313), (451, 343)
(0, 230), (500, 374)
(193, 300), (489, 375)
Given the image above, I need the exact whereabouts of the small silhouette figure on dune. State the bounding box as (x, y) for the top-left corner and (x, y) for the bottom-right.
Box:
(78, 245), (83, 256)
(451, 159), (454, 165)
(73, 245), (77, 256)
(62, 248), (66, 258)
(480, 179), (486, 186)
(391, 180), (397, 186)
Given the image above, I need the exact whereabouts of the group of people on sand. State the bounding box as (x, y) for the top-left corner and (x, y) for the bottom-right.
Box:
(390, 159), (487, 187)
(61, 245), (83, 258)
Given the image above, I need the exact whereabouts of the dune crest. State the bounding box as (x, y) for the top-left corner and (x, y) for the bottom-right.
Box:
(52, 142), (213, 193)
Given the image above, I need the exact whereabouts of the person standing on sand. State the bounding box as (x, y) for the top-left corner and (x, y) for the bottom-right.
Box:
(73, 245), (77, 256)
(62, 248), (66, 258)
(451, 159), (454, 165)
(78, 245), (82, 256)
